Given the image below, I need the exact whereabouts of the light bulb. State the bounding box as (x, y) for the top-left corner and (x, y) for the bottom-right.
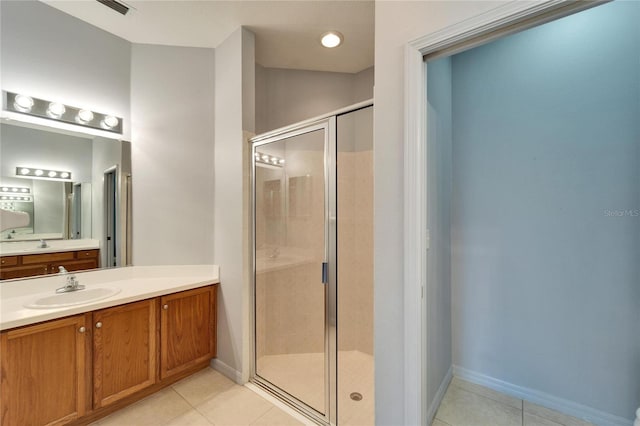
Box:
(102, 115), (119, 129)
(1, 196), (7, 200)
(279, 159), (285, 165)
(20, 188), (28, 193)
(321, 31), (343, 48)
(14, 94), (34, 112)
(47, 102), (66, 118)
(48, 171), (57, 178)
(11, 188), (18, 192)
(60, 172), (70, 179)
(34, 170), (44, 176)
(20, 168), (30, 175)
(1, 187), (7, 192)
(77, 109), (94, 123)
(261, 154), (269, 161)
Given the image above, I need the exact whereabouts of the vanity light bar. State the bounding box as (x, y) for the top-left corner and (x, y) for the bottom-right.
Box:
(3, 91), (123, 134)
(255, 151), (285, 167)
(0, 186), (30, 195)
(0, 195), (32, 202)
(16, 167), (72, 181)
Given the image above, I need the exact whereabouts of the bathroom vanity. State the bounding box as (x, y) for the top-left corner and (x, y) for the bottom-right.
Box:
(0, 249), (100, 280)
(0, 265), (219, 426)
(0, 239), (102, 280)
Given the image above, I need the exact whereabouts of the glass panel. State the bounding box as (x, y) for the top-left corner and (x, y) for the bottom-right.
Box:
(337, 106), (374, 425)
(255, 128), (327, 414)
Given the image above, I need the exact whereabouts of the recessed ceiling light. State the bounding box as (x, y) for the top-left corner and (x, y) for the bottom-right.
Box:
(321, 31), (343, 48)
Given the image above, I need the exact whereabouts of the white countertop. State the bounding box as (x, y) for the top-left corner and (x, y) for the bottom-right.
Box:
(0, 239), (100, 256)
(0, 265), (219, 331)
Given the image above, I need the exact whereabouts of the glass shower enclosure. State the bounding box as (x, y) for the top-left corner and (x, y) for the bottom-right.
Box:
(251, 102), (373, 425)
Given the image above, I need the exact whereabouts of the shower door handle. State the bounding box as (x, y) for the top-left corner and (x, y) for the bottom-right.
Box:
(322, 262), (328, 284)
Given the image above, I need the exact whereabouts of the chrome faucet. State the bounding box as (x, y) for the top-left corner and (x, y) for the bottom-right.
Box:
(38, 239), (49, 248)
(55, 266), (85, 293)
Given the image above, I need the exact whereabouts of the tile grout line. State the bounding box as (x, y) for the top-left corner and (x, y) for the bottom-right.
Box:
(248, 406), (275, 426)
(160, 387), (200, 426)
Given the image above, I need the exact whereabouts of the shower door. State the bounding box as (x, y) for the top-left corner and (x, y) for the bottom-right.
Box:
(252, 118), (337, 425)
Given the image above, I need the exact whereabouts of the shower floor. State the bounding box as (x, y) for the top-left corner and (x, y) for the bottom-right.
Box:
(257, 350), (374, 425)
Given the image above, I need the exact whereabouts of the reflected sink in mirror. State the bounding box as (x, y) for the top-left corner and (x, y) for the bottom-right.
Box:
(24, 286), (121, 309)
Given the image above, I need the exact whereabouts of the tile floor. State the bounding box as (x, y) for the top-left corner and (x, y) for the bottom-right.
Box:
(432, 377), (596, 426)
(91, 367), (305, 426)
(91, 367), (595, 426)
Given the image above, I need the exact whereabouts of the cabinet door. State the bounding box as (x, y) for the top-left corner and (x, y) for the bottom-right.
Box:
(93, 299), (157, 409)
(160, 286), (216, 380)
(1, 315), (89, 426)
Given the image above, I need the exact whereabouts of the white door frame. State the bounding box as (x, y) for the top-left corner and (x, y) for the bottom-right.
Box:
(402, 1), (601, 424)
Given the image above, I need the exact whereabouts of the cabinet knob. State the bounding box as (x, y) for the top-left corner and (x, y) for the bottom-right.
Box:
(95, 321), (103, 328)
(163, 304), (169, 310)
(78, 326), (86, 333)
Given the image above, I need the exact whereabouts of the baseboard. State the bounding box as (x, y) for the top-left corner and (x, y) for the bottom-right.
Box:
(210, 358), (243, 384)
(453, 365), (633, 426)
(427, 365), (453, 425)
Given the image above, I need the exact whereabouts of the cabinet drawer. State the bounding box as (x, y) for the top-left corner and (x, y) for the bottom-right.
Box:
(22, 251), (75, 265)
(52, 259), (99, 274)
(77, 250), (99, 259)
(0, 256), (18, 267)
(0, 264), (50, 280)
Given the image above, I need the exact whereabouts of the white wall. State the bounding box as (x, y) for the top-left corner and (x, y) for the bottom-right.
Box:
(374, 1), (504, 424)
(213, 28), (255, 380)
(255, 65), (373, 133)
(0, 0), (131, 139)
(130, 44), (215, 266)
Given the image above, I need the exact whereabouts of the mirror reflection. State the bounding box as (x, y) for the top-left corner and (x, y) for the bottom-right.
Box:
(0, 121), (131, 280)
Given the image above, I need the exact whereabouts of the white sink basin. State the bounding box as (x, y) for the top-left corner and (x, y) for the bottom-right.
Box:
(24, 287), (121, 309)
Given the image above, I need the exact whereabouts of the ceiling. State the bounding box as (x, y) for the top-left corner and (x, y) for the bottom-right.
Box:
(41, 0), (374, 74)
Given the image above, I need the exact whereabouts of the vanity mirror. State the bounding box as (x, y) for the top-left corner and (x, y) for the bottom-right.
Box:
(0, 119), (132, 279)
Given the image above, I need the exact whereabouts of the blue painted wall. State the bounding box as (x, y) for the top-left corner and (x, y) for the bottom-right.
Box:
(450, 1), (639, 420)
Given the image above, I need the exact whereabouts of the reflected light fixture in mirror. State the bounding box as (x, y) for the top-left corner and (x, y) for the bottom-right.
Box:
(1, 186), (30, 194)
(255, 151), (285, 167)
(16, 167), (71, 181)
(3, 91), (123, 134)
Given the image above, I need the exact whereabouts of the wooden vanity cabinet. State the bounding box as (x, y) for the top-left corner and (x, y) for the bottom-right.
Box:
(160, 286), (216, 380)
(0, 250), (100, 280)
(0, 284), (218, 426)
(0, 314), (90, 426)
(92, 299), (157, 409)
